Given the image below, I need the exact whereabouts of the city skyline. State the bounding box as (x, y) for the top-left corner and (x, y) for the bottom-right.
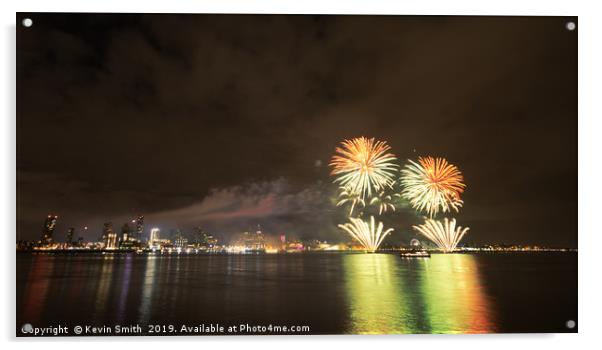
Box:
(17, 14), (577, 247)
(15, 13), (578, 337)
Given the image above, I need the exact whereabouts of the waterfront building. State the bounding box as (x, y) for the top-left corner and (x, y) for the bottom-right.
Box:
(193, 227), (218, 249)
(121, 223), (131, 241)
(105, 232), (118, 249)
(66, 227), (75, 245)
(173, 230), (188, 248)
(135, 215), (144, 240)
(41, 214), (58, 246)
(149, 227), (160, 248)
(236, 225), (266, 252)
(119, 223), (139, 249)
(280, 234), (286, 251)
(102, 222), (113, 242)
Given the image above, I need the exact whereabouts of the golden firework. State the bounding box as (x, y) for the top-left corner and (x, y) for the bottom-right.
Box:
(336, 186), (366, 217)
(413, 217), (469, 252)
(338, 216), (393, 253)
(330, 137), (398, 201)
(400, 156), (465, 218)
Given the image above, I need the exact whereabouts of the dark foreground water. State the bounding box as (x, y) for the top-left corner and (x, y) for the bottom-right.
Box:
(16, 252), (577, 336)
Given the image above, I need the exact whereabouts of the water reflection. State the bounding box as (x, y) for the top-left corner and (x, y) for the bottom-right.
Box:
(18, 252), (566, 335)
(138, 256), (157, 324)
(343, 253), (413, 334)
(117, 255), (133, 323)
(21, 256), (54, 324)
(343, 253), (495, 334)
(94, 256), (115, 321)
(419, 254), (496, 333)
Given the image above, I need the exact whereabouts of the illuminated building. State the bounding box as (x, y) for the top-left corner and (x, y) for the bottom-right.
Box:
(193, 227), (217, 249)
(41, 214), (58, 246)
(66, 227), (75, 245)
(119, 223), (138, 249)
(101, 222), (118, 249)
(151, 239), (172, 250)
(135, 215), (144, 240)
(237, 225), (265, 252)
(105, 232), (118, 249)
(280, 234), (286, 251)
(102, 222), (113, 242)
(175, 236), (188, 248)
(121, 223), (131, 241)
(286, 241), (304, 252)
(149, 228), (160, 248)
(147, 228), (172, 250)
(173, 230), (188, 248)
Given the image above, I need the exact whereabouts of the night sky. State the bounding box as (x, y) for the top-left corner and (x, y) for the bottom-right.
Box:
(16, 14), (577, 247)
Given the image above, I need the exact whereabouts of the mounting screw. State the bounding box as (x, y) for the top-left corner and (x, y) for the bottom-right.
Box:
(566, 21), (576, 31)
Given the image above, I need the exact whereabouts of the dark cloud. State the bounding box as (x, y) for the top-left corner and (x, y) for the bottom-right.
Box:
(17, 14), (577, 247)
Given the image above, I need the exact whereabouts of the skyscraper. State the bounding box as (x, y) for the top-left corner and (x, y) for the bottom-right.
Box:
(102, 222), (113, 242)
(135, 215), (144, 240)
(41, 214), (58, 246)
(66, 227), (75, 244)
(174, 230), (188, 248)
(105, 232), (118, 249)
(192, 226), (217, 249)
(121, 223), (131, 242)
(149, 227), (160, 248)
(119, 223), (137, 249)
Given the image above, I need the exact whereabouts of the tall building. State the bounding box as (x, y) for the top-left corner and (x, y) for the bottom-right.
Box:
(173, 230), (188, 248)
(102, 222), (113, 242)
(135, 215), (144, 240)
(193, 226), (217, 248)
(149, 228), (160, 247)
(41, 214), (58, 246)
(105, 232), (118, 249)
(241, 225), (265, 251)
(66, 227), (75, 244)
(280, 234), (286, 251)
(121, 223), (131, 242)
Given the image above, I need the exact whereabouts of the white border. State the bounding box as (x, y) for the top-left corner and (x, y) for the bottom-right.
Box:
(2, 1), (600, 349)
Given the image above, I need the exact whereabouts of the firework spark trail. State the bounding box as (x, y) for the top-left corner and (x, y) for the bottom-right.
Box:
(336, 186), (366, 217)
(338, 216), (394, 252)
(330, 137), (398, 201)
(412, 217), (469, 252)
(369, 189), (397, 215)
(400, 156), (465, 218)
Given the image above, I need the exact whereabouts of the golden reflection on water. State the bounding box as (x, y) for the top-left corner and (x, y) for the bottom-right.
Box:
(343, 253), (413, 334)
(419, 254), (496, 333)
(138, 256), (157, 324)
(343, 253), (495, 334)
(94, 256), (115, 317)
(21, 256), (54, 324)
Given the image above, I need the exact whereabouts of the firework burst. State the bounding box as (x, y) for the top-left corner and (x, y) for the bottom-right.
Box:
(336, 186), (366, 217)
(330, 137), (398, 201)
(369, 189), (397, 215)
(412, 217), (469, 252)
(338, 216), (394, 253)
(400, 156), (465, 218)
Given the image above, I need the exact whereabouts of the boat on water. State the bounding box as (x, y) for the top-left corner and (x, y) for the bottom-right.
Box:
(399, 249), (430, 258)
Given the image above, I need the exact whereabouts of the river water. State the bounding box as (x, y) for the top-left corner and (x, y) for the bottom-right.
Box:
(16, 252), (577, 335)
